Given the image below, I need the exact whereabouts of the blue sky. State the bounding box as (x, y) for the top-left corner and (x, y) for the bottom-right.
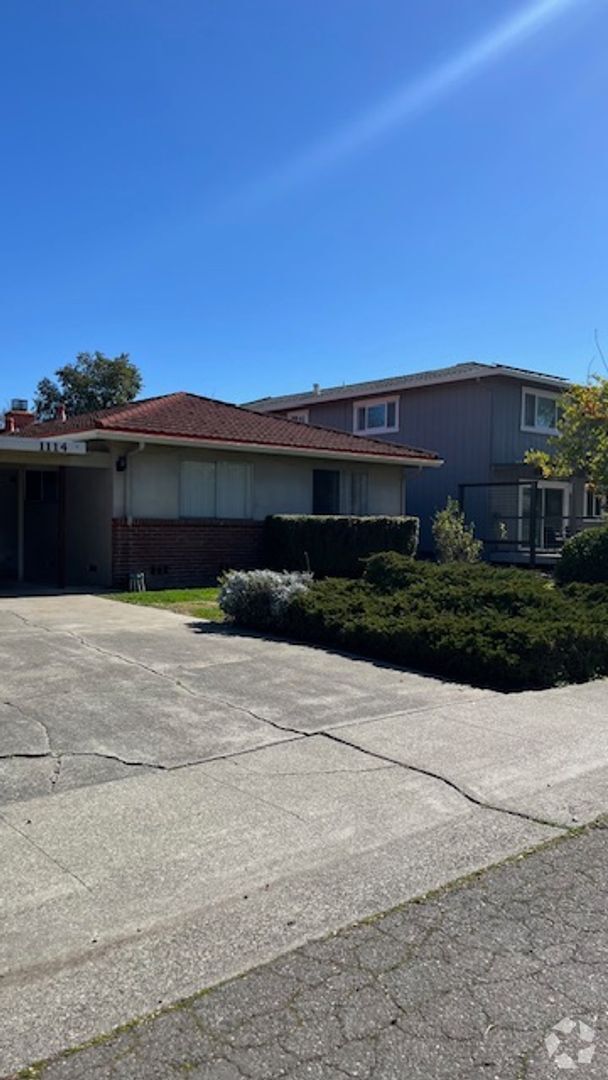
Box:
(1, 0), (607, 409)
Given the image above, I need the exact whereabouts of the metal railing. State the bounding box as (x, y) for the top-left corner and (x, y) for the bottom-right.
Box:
(458, 481), (605, 567)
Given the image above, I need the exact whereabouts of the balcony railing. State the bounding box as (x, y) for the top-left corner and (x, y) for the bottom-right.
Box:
(458, 481), (605, 567)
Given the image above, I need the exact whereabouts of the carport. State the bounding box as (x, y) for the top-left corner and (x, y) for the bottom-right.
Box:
(0, 435), (112, 587)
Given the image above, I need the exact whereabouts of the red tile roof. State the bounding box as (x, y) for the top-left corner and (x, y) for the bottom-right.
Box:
(13, 392), (440, 463)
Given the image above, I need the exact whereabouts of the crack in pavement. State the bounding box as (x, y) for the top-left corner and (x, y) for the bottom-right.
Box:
(3, 700), (53, 753)
(3, 608), (304, 738)
(320, 730), (572, 833)
(2, 607), (573, 834)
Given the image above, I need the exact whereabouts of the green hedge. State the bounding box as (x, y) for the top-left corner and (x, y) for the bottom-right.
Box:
(264, 516), (419, 578)
(278, 557), (608, 690)
(556, 524), (608, 584)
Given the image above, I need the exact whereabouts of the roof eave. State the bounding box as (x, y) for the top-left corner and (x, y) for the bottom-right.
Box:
(244, 366), (570, 411)
(65, 428), (441, 467)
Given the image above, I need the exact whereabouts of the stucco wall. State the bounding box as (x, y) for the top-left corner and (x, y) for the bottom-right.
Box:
(111, 443), (405, 521)
(65, 466), (113, 586)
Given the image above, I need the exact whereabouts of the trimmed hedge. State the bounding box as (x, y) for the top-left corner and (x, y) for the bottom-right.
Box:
(556, 524), (608, 584)
(264, 515), (419, 578)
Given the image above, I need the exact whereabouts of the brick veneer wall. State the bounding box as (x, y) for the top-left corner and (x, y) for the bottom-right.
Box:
(112, 518), (265, 589)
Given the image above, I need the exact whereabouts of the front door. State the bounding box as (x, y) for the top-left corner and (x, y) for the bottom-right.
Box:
(519, 483), (570, 550)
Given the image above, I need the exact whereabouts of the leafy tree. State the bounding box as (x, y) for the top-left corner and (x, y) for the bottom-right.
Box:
(525, 377), (608, 494)
(34, 352), (142, 419)
(432, 497), (483, 563)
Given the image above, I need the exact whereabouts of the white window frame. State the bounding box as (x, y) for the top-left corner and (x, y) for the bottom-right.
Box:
(520, 387), (560, 435)
(286, 409), (309, 424)
(352, 396), (399, 436)
(585, 486), (604, 519)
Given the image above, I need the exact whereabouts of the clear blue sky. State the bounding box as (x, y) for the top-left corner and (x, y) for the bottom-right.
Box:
(1, 0), (607, 409)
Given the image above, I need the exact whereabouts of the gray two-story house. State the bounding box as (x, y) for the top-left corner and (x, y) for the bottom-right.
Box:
(246, 362), (602, 558)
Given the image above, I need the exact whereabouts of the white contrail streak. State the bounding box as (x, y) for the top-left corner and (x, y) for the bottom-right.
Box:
(220, 0), (592, 212)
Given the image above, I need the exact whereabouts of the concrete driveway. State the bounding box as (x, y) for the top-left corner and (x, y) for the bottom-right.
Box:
(1, 593), (607, 1074)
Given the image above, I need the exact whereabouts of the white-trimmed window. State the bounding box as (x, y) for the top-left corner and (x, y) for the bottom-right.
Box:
(353, 397), (399, 435)
(521, 388), (560, 434)
(286, 409), (309, 423)
(585, 486), (604, 519)
(180, 460), (253, 519)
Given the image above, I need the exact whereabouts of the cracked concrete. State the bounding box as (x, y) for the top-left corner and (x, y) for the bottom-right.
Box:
(7, 823), (608, 1079)
(0, 593), (607, 1074)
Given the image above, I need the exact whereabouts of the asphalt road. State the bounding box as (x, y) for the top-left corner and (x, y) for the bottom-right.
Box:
(9, 820), (607, 1080)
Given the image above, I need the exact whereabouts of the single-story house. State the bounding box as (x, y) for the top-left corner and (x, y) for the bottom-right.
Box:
(0, 392), (441, 588)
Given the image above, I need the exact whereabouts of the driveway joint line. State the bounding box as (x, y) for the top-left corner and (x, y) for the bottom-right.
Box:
(0, 811), (92, 893)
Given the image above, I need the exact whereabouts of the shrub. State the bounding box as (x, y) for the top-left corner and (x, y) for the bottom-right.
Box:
(556, 524), (608, 584)
(432, 497), (483, 563)
(218, 569), (312, 630)
(363, 551), (419, 591)
(282, 572), (608, 690)
(364, 553), (556, 612)
(264, 515), (419, 578)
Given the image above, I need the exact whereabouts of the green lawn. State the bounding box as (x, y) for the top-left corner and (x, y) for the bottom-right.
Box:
(109, 587), (223, 622)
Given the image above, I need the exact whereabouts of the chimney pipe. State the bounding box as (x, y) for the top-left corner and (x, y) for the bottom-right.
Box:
(2, 404), (35, 432)
(312, 382), (320, 395)
(56, 403), (67, 422)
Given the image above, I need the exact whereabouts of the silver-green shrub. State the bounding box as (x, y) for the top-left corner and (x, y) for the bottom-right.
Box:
(219, 569), (312, 629)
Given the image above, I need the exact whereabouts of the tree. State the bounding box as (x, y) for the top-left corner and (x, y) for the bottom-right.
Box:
(34, 352), (143, 419)
(525, 376), (608, 495)
(432, 497), (483, 563)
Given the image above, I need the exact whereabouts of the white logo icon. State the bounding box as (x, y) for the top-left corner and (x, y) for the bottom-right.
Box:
(545, 1017), (596, 1070)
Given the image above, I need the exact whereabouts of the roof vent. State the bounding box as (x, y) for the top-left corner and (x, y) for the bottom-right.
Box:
(312, 383), (320, 395)
(10, 398), (29, 411)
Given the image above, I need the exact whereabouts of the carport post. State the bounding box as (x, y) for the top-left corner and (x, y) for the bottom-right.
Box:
(17, 467), (24, 582)
(57, 466), (67, 588)
(529, 481), (538, 569)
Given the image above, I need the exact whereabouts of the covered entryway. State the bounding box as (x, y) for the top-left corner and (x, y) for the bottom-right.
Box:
(0, 437), (113, 588)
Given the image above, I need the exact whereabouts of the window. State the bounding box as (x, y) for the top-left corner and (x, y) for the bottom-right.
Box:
(180, 460), (252, 519)
(521, 388), (560, 433)
(313, 469), (340, 514)
(216, 462), (253, 519)
(353, 397), (399, 435)
(286, 409), (309, 424)
(585, 486), (604, 519)
(349, 472), (369, 515)
(180, 461), (216, 517)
